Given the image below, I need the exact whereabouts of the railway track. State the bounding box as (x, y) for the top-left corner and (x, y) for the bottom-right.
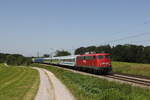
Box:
(106, 74), (150, 86)
(42, 63), (150, 89)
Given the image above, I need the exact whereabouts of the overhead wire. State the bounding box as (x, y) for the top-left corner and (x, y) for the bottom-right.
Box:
(100, 32), (150, 45)
(99, 18), (150, 46)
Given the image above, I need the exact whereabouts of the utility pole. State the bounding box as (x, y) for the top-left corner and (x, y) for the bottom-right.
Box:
(50, 48), (54, 58)
(37, 51), (39, 58)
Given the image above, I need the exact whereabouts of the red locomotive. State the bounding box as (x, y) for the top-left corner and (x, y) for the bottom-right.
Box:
(76, 53), (112, 74)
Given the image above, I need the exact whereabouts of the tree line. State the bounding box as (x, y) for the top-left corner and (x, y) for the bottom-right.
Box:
(42, 50), (71, 57)
(54, 50), (71, 57)
(75, 44), (150, 64)
(0, 53), (32, 66)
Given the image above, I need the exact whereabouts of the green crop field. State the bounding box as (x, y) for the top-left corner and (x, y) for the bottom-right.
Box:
(112, 61), (150, 76)
(0, 64), (39, 100)
(32, 64), (150, 100)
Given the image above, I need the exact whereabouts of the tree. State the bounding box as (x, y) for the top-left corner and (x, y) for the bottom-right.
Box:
(75, 47), (86, 55)
(86, 46), (97, 53)
(143, 46), (150, 63)
(6, 55), (17, 65)
(55, 50), (71, 57)
(43, 54), (50, 57)
(96, 45), (111, 53)
(0, 53), (32, 65)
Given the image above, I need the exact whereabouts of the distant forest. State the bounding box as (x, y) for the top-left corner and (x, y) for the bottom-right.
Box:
(0, 53), (32, 65)
(1, 44), (150, 65)
(75, 44), (150, 64)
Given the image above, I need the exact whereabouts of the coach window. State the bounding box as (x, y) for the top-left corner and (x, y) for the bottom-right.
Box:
(73, 58), (75, 62)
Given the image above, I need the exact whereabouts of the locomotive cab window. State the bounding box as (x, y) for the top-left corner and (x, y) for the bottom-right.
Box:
(106, 55), (111, 59)
(97, 55), (104, 59)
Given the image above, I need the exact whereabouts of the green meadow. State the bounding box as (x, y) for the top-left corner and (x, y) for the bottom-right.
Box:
(32, 64), (150, 100)
(0, 64), (39, 100)
(112, 61), (150, 76)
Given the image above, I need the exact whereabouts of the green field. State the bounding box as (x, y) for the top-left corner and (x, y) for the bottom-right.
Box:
(112, 61), (150, 76)
(0, 64), (39, 100)
(32, 64), (150, 100)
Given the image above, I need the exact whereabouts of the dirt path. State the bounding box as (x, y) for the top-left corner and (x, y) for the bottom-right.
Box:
(33, 67), (75, 100)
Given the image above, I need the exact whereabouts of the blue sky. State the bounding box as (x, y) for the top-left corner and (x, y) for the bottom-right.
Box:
(0, 0), (150, 56)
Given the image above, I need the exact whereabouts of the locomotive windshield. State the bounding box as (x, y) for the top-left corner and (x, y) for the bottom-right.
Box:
(97, 55), (104, 59)
(105, 55), (111, 59)
(97, 55), (111, 59)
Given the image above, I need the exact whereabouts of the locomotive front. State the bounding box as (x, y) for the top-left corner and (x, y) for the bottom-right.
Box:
(96, 53), (112, 73)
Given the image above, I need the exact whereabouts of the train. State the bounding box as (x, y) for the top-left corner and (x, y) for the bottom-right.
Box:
(33, 53), (112, 74)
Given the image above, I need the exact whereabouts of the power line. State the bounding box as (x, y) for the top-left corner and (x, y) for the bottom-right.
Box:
(127, 39), (150, 45)
(99, 17), (150, 45)
(101, 32), (150, 45)
(107, 18), (150, 36)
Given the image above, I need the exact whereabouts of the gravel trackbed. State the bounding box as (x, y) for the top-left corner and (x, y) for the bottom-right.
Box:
(33, 67), (75, 100)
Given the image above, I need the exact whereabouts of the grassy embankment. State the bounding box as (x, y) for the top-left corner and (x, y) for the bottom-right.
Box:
(0, 64), (39, 100)
(32, 63), (150, 100)
(112, 61), (150, 76)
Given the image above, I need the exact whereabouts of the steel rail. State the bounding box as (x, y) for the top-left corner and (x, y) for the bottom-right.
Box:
(106, 74), (150, 86)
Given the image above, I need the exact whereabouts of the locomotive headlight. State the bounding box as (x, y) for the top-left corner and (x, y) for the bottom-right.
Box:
(102, 62), (110, 65)
(102, 62), (105, 64)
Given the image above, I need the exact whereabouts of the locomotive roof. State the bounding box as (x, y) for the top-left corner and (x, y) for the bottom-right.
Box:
(78, 53), (110, 57)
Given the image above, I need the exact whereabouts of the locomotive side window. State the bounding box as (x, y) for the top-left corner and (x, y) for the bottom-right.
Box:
(82, 56), (85, 60)
(77, 56), (83, 60)
(85, 56), (89, 60)
(78, 56), (85, 60)
(84, 56), (87, 60)
(97, 55), (104, 59)
(93, 56), (96, 59)
(85, 56), (94, 60)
